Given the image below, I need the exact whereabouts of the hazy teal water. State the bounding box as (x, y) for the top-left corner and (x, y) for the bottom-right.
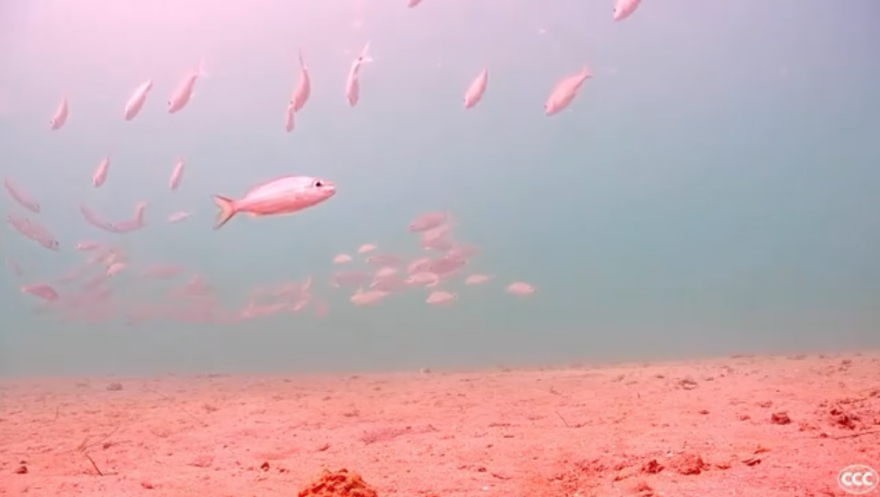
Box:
(1, 0), (878, 376)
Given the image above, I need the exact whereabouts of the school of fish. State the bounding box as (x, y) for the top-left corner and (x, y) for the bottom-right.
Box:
(3, 0), (644, 324)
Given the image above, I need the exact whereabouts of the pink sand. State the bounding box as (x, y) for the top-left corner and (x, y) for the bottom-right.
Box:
(1, 352), (878, 496)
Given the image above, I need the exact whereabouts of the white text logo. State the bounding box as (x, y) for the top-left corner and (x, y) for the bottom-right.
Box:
(839, 465), (878, 495)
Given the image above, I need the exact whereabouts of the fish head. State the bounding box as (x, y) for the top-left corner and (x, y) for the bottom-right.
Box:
(613, 0), (639, 21)
(304, 177), (336, 204)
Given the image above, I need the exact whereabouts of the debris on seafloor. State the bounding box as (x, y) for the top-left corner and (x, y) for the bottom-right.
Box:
(296, 468), (378, 497)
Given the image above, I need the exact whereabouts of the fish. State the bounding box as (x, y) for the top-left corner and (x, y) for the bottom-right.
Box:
(169, 157), (185, 191)
(365, 253), (402, 266)
(428, 255), (466, 275)
(168, 59), (208, 114)
(106, 262), (126, 277)
(50, 96), (69, 130)
(426, 290), (457, 305)
(357, 243), (377, 254)
(408, 0), (422, 7)
(350, 289), (389, 306)
(407, 257), (432, 274)
(409, 211), (449, 233)
(3, 178), (40, 213)
(464, 273), (494, 285)
(123, 79), (153, 120)
(21, 282), (59, 302)
(5, 258), (22, 276)
(544, 67), (592, 116)
(211, 175), (336, 230)
(613, 0), (641, 21)
(370, 275), (407, 292)
(79, 204), (118, 233)
(76, 241), (100, 251)
(167, 210), (191, 223)
(406, 271), (439, 287)
(463, 68), (489, 109)
(93, 156), (110, 188)
(333, 254), (353, 264)
(374, 266), (398, 279)
(291, 50), (311, 112)
(506, 281), (536, 296)
(346, 42), (373, 107)
(7, 214), (59, 251)
(420, 222), (454, 245)
(111, 202), (147, 233)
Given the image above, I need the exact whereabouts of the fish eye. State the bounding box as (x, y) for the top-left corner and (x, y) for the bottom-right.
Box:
(314, 180), (323, 187)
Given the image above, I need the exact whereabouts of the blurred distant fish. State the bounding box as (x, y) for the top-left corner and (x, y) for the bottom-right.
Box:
(346, 42), (373, 107)
(3, 178), (40, 213)
(93, 155), (110, 188)
(290, 50), (311, 112)
(169, 157), (185, 190)
(365, 253), (402, 266)
(21, 282), (59, 302)
(113, 202), (147, 233)
(49, 96), (69, 130)
(408, 0), (422, 7)
(168, 59), (208, 114)
(7, 214), (59, 251)
(5, 257), (22, 276)
(211, 175), (337, 230)
(407, 257), (431, 274)
(167, 210), (191, 223)
(350, 289), (389, 306)
(123, 79), (153, 120)
(358, 243), (377, 254)
(465, 273), (494, 285)
(544, 66), (591, 116)
(284, 103), (295, 132)
(333, 270), (370, 288)
(506, 281), (536, 296)
(409, 211), (448, 233)
(333, 253), (353, 264)
(406, 271), (439, 287)
(79, 204), (118, 233)
(426, 290), (456, 305)
(613, 0), (641, 21)
(106, 262), (126, 277)
(463, 68), (489, 109)
(76, 240), (100, 251)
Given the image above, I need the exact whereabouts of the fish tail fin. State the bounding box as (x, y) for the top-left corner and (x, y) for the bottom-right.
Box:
(359, 41), (373, 63)
(212, 195), (236, 230)
(135, 202), (147, 225)
(581, 65), (592, 79)
(298, 50), (307, 70)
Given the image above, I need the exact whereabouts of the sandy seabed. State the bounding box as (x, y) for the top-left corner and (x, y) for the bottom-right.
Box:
(1, 353), (878, 497)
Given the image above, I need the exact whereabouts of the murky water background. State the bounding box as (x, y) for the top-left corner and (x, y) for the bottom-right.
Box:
(0, 0), (878, 376)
